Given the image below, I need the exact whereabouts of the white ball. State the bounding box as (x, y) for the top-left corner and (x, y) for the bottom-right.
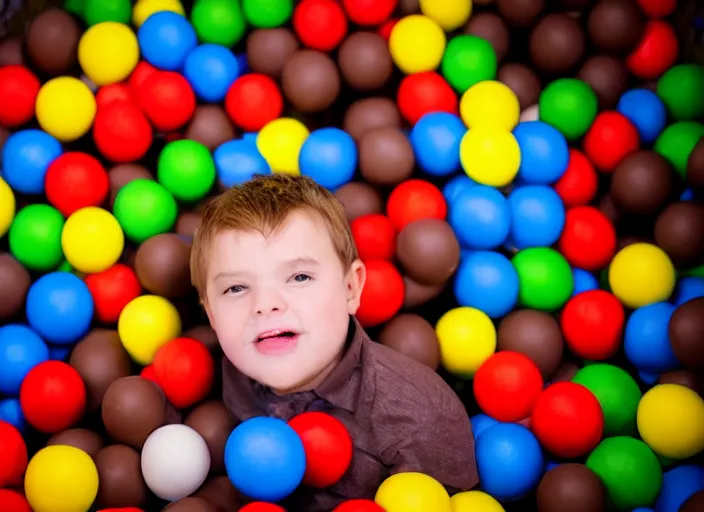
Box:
(520, 104), (540, 123)
(141, 424), (211, 501)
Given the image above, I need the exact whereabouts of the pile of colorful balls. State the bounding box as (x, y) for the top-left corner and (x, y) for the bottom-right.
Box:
(1, 0), (704, 510)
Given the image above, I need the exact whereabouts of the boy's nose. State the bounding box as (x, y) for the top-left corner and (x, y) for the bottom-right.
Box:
(253, 289), (286, 316)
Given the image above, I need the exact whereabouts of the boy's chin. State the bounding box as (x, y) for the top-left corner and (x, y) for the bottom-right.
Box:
(259, 371), (318, 395)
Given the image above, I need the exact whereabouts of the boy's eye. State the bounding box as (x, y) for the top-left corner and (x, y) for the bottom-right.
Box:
(225, 285), (246, 294)
(292, 273), (311, 283)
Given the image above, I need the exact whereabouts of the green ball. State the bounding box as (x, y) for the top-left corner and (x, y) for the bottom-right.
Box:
(684, 264), (704, 278)
(64, 0), (86, 16)
(8, 204), (64, 272)
(191, 0), (246, 47)
(113, 179), (178, 243)
(158, 140), (216, 202)
(441, 35), (497, 93)
(654, 121), (704, 180)
(57, 260), (73, 273)
(657, 64), (704, 121)
(242, 0), (293, 28)
(539, 78), (598, 141)
(83, 0), (131, 25)
(572, 364), (642, 437)
(512, 247), (573, 311)
(586, 437), (662, 510)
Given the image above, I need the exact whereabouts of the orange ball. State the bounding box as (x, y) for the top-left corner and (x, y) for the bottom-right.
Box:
(152, 337), (214, 409)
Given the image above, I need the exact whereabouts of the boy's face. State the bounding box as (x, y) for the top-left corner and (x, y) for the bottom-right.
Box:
(204, 209), (366, 394)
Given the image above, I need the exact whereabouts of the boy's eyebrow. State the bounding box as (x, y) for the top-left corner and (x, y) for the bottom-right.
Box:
(212, 257), (320, 281)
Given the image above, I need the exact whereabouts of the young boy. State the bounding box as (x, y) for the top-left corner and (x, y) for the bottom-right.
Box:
(190, 174), (478, 510)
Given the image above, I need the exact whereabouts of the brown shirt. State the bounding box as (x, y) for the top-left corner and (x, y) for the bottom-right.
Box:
(222, 317), (479, 511)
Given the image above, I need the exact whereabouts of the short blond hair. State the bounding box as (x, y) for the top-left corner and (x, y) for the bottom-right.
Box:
(190, 174), (358, 301)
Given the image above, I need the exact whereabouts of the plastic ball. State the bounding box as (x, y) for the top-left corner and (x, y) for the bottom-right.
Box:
(83, 0), (131, 25)
(654, 465), (704, 512)
(397, 72), (458, 125)
(453, 251), (519, 318)
(225, 74), (283, 132)
(225, 417), (305, 502)
(293, 0), (347, 51)
(8, 204), (65, 271)
(553, 149), (598, 208)
(214, 139), (271, 187)
(141, 424), (210, 501)
(0, 420), (27, 487)
(655, 121), (704, 179)
(460, 128), (520, 187)
(558, 207), (616, 271)
(342, 0), (396, 26)
(571, 268), (599, 296)
(624, 302), (679, 374)
(191, 0), (246, 47)
(435, 307), (496, 378)
(118, 295), (182, 365)
(44, 152), (109, 217)
(183, 44), (240, 103)
(355, 260), (404, 327)
(78, 22), (139, 86)
(243, 0), (294, 28)
(410, 112), (464, 177)
(153, 337), (214, 409)
(334, 500), (385, 512)
(133, 0), (186, 28)
(0, 177), (15, 238)
(137, 71), (197, 132)
(2, 129), (62, 195)
(375, 472), (451, 512)
(0, 324), (49, 396)
(24, 445), (98, 512)
(583, 111), (640, 173)
(241, 504), (287, 512)
(36, 77), (95, 143)
(0, 65), (40, 128)
(460, 80), (520, 131)
(513, 121), (569, 184)
(157, 140), (216, 202)
(561, 290), (624, 361)
(299, 128), (357, 190)
(84, 264), (141, 324)
(113, 179), (178, 243)
(61, 207), (124, 274)
(608, 243), (676, 308)
(673, 277), (704, 306)
(636, 0), (675, 17)
(0, 398), (25, 431)
(470, 413), (499, 441)
(626, 20), (678, 80)
(256, 117), (309, 176)
(441, 35), (496, 93)
(443, 174), (476, 206)
(93, 99), (153, 163)
(419, 0), (472, 31)
(450, 490), (505, 512)
(508, 185), (566, 249)
(350, 214), (396, 262)
(138, 11), (197, 71)
(539, 78), (598, 141)
(386, 179), (447, 232)
(616, 88), (667, 144)
(512, 248), (573, 311)
(449, 186), (509, 250)
(389, 15), (446, 75)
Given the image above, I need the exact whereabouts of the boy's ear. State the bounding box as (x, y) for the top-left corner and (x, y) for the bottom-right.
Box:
(346, 259), (366, 314)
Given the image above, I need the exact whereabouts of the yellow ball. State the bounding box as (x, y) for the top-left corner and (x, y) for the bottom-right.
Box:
(78, 22), (139, 86)
(256, 117), (309, 175)
(118, 295), (182, 365)
(608, 243), (675, 309)
(637, 384), (704, 460)
(25, 445), (99, 512)
(133, 0), (185, 27)
(451, 490), (506, 512)
(61, 207), (124, 274)
(0, 177), (16, 238)
(460, 128), (521, 187)
(419, 0), (472, 32)
(435, 307), (496, 378)
(375, 472), (451, 512)
(36, 77), (97, 143)
(389, 15), (446, 75)
(460, 80), (520, 131)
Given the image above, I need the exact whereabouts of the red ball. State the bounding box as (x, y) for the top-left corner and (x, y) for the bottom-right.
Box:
(342, 0), (397, 26)
(128, 61), (158, 92)
(583, 111), (640, 173)
(96, 83), (135, 109)
(350, 214), (396, 261)
(44, 152), (110, 217)
(553, 149), (598, 207)
(531, 382), (604, 458)
(558, 206), (617, 271)
(0, 489), (31, 512)
(386, 179), (447, 232)
(93, 100), (153, 163)
(225, 74), (283, 132)
(0, 65), (40, 128)
(19, 361), (86, 434)
(84, 264), (142, 324)
(473, 351), (544, 422)
(635, 0), (676, 18)
(377, 18), (399, 41)
(356, 260), (404, 327)
(293, 0), (348, 51)
(136, 71), (196, 132)
(152, 337), (215, 409)
(334, 500), (385, 511)
(560, 290), (625, 360)
(626, 20), (678, 80)
(140, 365), (160, 386)
(288, 412), (353, 488)
(240, 504), (286, 512)
(397, 72), (459, 125)
(0, 421), (27, 487)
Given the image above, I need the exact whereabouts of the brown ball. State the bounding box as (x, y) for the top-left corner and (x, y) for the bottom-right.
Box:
(69, 330), (132, 410)
(498, 310), (564, 378)
(109, 165), (153, 207)
(282, 50), (340, 112)
(669, 298), (704, 370)
(343, 97), (402, 141)
(378, 314), (440, 370)
(610, 151), (673, 215)
(46, 428), (104, 458)
(396, 219), (460, 286)
(587, 0), (644, 55)
(659, 370), (704, 396)
(464, 13), (510, 62)
(551, 361), (581, 382)
(0, 253), (31, 320)
(102, 376), (167, 449)
(246, 28), (299, 79)
(530, 14), (586, 74)
(0, 37), (25, 67)
(164, 497), (223, 512)
(194, 476), (243, 511)
(359, 128), (414, 186)
(184, 401), (236, 474)
(175, 212), (203, 238)
(338, 32), (393, 91)
(537, 463), (607, 512)
(654, 202), (704, 267)
(681, 490), (704, 512)
(577, 55), (628, 109)
(134, 234), (192, 298)
(598, 193), (623, 225)
(497, 0), (545, 27)
(553, 0), (594, 9)
(498, 63), (542, 111)
(184, 325), (221, 353)
(25, 8), (81, 76)
(403, 276), (445, 309)
(184, 106), (236, 150)
(95, 444), (148, 508)
(398, 0), (420, 14)
(686, 138), (704, 191)
(334, 182), (384, 222)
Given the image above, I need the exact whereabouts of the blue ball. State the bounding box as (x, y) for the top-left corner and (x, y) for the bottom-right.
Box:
(410, 112), (465, 176)
(471, 413), (499, 440)
(638, 370), (659, 385)
(2, 129), (62, 195)
(214, 139), (270, 188)
(299, 128), (357, 190)
(138, 11), (197, 71)
(224, 416), (306, 502)
(26, 272), (94, 345)
(673, 277), (704, 306)
(454, 251), (519, 318)
(545, 461), (560, 472)
(184, 44), (240, 102)
(476, 423), (544, 502)
(507, 185), (565, 249)
(513, 121), (569, 184)
(49, 345), (72, 361)
(680, 188), (696, 201)
(633, 509), (655, 512)
(242, 132), (258, 143)
(624, 302), (679, 374)
(0, 324), (49, 396)
(443, 174), (476, 205)
(572, 268), (599, 296)
(235, 53), (250, 74)
(0, 398), (26, 431)
(654, 465), (704, 512)
(449, 186), (510, 250)
(616, 89), (667, 145)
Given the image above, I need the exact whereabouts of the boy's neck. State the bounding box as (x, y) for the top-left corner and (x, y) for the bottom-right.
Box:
(270, 343), (347, 396)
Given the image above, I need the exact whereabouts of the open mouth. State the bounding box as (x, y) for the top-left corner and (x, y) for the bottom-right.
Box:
(256, 329), (298, 342)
